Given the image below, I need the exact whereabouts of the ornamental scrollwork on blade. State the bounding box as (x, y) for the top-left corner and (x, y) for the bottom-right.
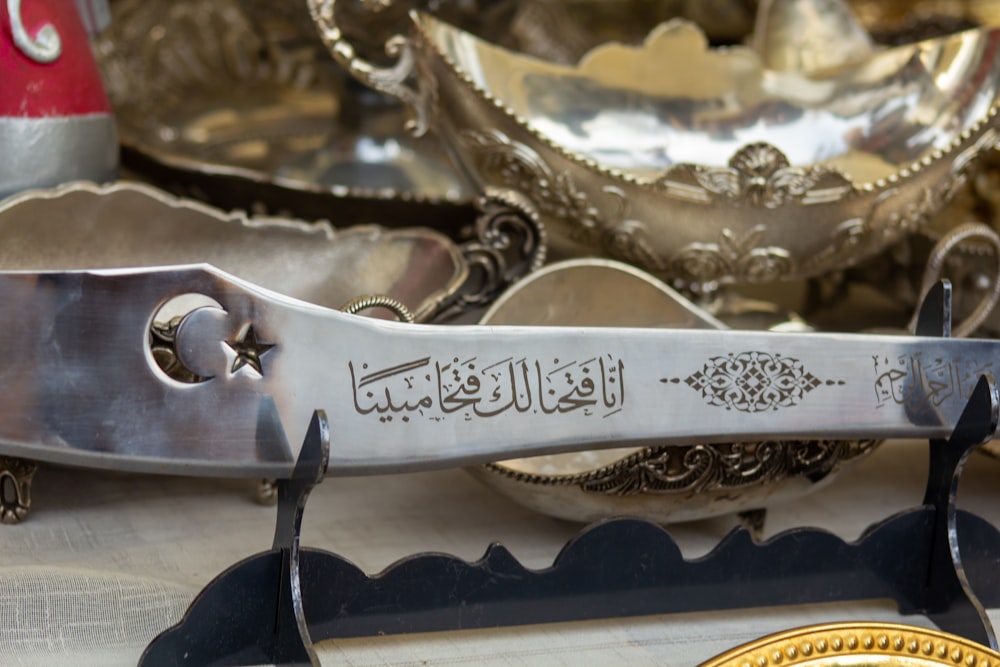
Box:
(461, 129), (602, 243)
(662, 351), (844, 413)
(668, 225), (794, 283)
(657, 142), (853, 209)
(576, 439), (878, 497)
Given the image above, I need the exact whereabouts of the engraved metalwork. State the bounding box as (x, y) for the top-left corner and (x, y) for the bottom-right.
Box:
(874, 354), (993, 414)
(0, 457), (37, 525)
(699, 621), (1000, 667)
(340, 295), (415, 323)
(468, 259), (878, 524)
(307, 0), (431, 136)
(484, 439), (878, 497)
(0, 262), (993, 480)
(906, 222), (1000, 339)
(314, 2), (1000, 283)
(839, 148), (1000, 340)
(350, 354), (624, 422)
(669, 226), (793, 284)
(662, 143), (853, 209)
(226, 325), (275, 377)
(7, 0), (61, 63)
(94, 0), (470, 207)
(461, 129), (602, 245)
(665, 351), (843, 413)
(437, 189), (547, 319)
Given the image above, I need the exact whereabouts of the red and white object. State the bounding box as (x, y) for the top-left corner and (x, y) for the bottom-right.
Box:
(1, 0), (117, 198)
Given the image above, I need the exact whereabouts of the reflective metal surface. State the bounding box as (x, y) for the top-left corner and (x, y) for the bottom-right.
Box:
(699, 622), (1000, 666)
(310, 0), (1000, 284)
(0, 181), (467, 321)
(834, 155), (1000, 339)
(94, 0), (472, 205)
(851, 0), (1000, 35)
(753, 0), (874, 72)
(0, 115), (117, 199)
(469, 259), (877, 523)
(0, 263), (995, 478)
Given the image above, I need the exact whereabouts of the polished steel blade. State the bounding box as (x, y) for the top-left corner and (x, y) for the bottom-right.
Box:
(0, 266), (995, 478)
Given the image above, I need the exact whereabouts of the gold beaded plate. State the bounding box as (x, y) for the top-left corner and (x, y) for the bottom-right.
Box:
(700, 622), (1000, 667)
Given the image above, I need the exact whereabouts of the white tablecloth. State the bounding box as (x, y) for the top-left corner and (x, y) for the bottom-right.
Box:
(2, 439), (998, 665)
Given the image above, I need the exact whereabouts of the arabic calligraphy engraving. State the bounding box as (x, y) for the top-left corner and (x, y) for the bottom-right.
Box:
(663, 351), (842, 413)
(351, 355), (625, 422)
(874, 354), (992, 413)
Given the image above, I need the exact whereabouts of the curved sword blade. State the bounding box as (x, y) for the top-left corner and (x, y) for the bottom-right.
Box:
(0, 266), (995, 478)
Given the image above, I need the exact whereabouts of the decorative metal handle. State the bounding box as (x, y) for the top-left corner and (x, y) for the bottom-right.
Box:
(341, 294), (416, 323)
(307, 0), (431, 136)
(909, 222), (1000, 338)
(7, 0), (61, 63)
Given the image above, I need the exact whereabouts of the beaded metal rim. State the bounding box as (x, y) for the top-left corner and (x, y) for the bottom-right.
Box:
(410, 13), (1000, 193)
(699, 622), (1000, 667)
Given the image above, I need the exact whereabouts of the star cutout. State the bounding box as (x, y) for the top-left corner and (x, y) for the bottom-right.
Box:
(225, 325), (275, 377)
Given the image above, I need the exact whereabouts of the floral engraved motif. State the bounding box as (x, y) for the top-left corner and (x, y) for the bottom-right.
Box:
(601, 186), (667, 272)
(462, 129), (601, 243)
(462, 130), (675, 273)
(576, 439), (877, 496)
(664, 351), (843, 413)
(669, 225), (793, 283)
(661, 142), (852, 209)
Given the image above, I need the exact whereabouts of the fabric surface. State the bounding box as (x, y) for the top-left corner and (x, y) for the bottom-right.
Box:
(1, 439), (998, 665)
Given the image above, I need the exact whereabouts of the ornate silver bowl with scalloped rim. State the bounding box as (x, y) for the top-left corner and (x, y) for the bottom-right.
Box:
(310, 0), (1000, 286)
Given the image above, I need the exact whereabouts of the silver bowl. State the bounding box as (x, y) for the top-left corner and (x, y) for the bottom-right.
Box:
(468, 259), (877, 523)
(0, 181), (468, 322)
(311, 0), (1000, 285)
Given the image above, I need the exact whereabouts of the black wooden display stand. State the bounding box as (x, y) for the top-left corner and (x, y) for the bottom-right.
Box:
(139, 283), (1000, 666)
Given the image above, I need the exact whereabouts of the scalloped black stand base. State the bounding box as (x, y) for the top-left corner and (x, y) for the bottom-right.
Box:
(141, 283), (1000, 666)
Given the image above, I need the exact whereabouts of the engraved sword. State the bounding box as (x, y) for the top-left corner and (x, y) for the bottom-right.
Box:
(0, 265), (994, 478)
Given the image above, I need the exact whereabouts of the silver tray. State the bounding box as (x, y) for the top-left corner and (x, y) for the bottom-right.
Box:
(0, 181), (468, 322)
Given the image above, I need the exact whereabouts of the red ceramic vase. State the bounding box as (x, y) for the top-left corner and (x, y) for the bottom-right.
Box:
(0, 0), (117, 198)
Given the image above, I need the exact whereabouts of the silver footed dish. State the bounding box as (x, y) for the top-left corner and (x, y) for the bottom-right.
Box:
(468, 259), (878, 524)
(311, 0), (1000, 285)
(0, 181), (467, 322)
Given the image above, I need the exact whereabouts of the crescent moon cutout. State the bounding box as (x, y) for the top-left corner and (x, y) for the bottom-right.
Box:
(148, 294), (225, 385)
